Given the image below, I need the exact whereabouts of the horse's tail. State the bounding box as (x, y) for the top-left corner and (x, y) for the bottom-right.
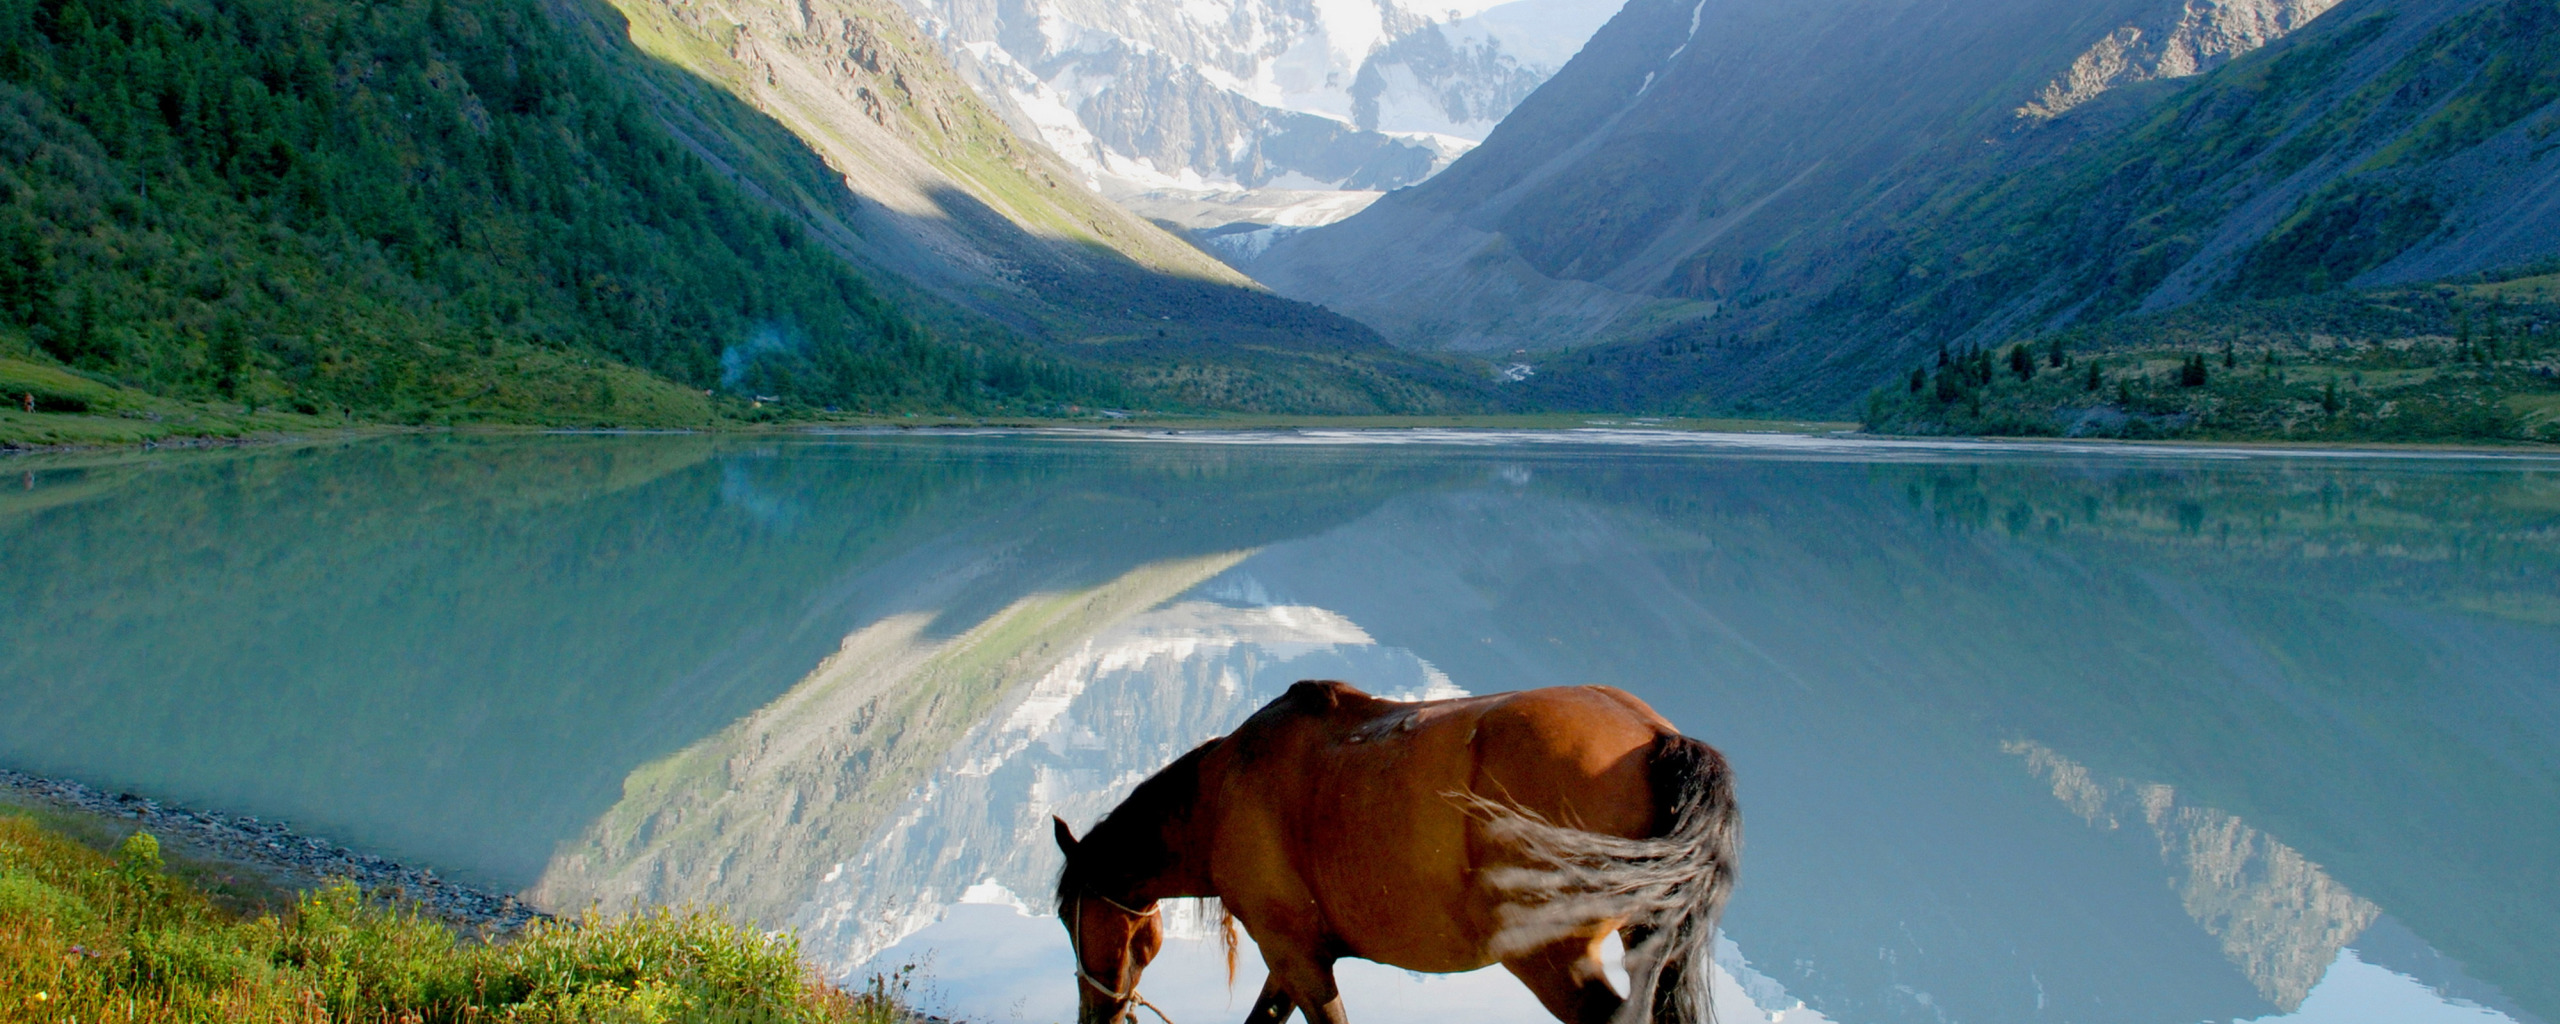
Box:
(1465, 733), (1739, 1024)
(1629, 734), (1740, 1024)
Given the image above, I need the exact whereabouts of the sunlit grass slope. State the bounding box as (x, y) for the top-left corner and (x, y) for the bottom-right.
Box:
(0, 812), (906, 1022)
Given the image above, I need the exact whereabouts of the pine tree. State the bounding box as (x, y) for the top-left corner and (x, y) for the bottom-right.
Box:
(2179, 354), (2209, 387)
(211, 320), (248, 396)
(47, 285), (110, 369)
(2046, 336), (2066, 368)
(2009, 343), (2035, 381)
(0, 214), (50, 325)
(1908, 367), (1926, 393)
(2084, 360), (2101, 391)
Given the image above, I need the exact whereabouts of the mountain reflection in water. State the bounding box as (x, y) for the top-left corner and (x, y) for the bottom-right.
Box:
(2, 433), (2553, 1024)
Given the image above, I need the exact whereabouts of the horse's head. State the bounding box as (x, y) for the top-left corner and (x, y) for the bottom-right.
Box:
(1054, 816), (1167, 1024)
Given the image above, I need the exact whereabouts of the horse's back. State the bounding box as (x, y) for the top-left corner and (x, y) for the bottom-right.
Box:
(1466, 686), (1672, 841)
(1205, 681), (1682, 971)
(1223, 681), (1671, 828)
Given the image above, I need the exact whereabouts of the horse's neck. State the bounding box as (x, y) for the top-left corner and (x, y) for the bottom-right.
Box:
(1112, 803), (1214, 903)
(1093, 755), (1219, 903)
(1151, 828), (1215, 902)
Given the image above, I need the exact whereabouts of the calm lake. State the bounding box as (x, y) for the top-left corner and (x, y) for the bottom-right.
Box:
(3, 431), (2554, 1024)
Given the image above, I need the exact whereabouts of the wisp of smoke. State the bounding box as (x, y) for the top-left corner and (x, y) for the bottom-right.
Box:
(719, 323), (802, 390)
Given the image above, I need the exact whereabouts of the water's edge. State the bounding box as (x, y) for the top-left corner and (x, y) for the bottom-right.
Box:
(0, 766), (545, 931)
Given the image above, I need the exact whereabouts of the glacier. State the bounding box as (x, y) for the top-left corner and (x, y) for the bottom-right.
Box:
(896, 0), (1624, 232)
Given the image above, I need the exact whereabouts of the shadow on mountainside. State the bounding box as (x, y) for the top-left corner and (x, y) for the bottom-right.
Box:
(543, 0), (1496, 414)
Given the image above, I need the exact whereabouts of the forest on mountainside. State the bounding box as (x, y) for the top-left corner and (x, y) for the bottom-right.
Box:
(0, 0), (1118, 427)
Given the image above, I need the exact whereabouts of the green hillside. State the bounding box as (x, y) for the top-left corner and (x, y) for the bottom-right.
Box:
(1862, 273), (2560, 442)
(0, 0), (1116, 433)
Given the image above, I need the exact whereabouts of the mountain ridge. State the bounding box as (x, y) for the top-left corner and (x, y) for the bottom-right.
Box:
(1246, 0), (2560, 417)
(902, 0), (1619, 229)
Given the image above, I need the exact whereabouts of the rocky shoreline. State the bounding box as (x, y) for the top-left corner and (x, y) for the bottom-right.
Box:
(0, 766), (546, 932)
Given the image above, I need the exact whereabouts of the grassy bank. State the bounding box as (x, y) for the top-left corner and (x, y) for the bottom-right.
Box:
(0, 810), (905, 1022)
(1, 353), (403, 448)
(0, 344), (760, 450)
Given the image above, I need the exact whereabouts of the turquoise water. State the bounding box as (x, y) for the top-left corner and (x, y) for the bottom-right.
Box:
(3, 431), (2553, 1024)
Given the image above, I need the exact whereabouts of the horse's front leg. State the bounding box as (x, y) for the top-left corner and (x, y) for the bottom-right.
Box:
(1243, 973), (1297, 1024)
(1258, 948), (1348, 1024)
(1501, 935), (1624, 1024)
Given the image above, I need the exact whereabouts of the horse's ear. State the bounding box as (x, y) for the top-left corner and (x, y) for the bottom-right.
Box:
(1052, 815), (1079, 855)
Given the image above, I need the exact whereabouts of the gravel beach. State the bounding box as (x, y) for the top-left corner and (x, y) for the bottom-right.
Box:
(0, 766), (546, 931)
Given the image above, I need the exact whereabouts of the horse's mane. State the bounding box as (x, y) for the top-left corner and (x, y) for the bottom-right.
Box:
(1055, 737), (1222, 909)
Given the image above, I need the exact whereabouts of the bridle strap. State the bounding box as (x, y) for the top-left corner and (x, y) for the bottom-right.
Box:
(1091, 891), (1160, 917)
(1076, 963), (1177, 1024)
(1067, 891), (1177, 1024)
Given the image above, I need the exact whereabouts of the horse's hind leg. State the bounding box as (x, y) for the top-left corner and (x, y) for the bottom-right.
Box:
(1243, 974), (1297, 1024)
(1502, 936), (1625, 1024)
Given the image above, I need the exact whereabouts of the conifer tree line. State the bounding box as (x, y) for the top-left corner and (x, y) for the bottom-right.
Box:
(0, 0), (1112, 416)
(1863, 288), (2560, 442)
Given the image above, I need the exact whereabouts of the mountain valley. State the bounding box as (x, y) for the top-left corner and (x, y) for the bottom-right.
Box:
(0, 0), (1498, 446)
(4, 0), (2558, 444)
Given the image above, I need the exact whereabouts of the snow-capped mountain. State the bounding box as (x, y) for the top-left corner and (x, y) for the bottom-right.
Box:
(896, 0), (1620, 228)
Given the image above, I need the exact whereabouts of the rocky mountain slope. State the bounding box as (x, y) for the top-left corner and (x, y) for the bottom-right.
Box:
(553, 0), (1501, 412)
(1246, 0), (2560, 414)
(898, 0), (1618, 231)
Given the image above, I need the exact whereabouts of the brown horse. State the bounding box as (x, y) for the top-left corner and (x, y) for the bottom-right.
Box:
(1052, 680), (1738, 1024)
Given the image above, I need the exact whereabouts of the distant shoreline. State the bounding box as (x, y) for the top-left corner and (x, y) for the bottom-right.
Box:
(0, 412), (1851, 454)
(7, 415), (2557, 461)
(0, 766), (544, 932)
